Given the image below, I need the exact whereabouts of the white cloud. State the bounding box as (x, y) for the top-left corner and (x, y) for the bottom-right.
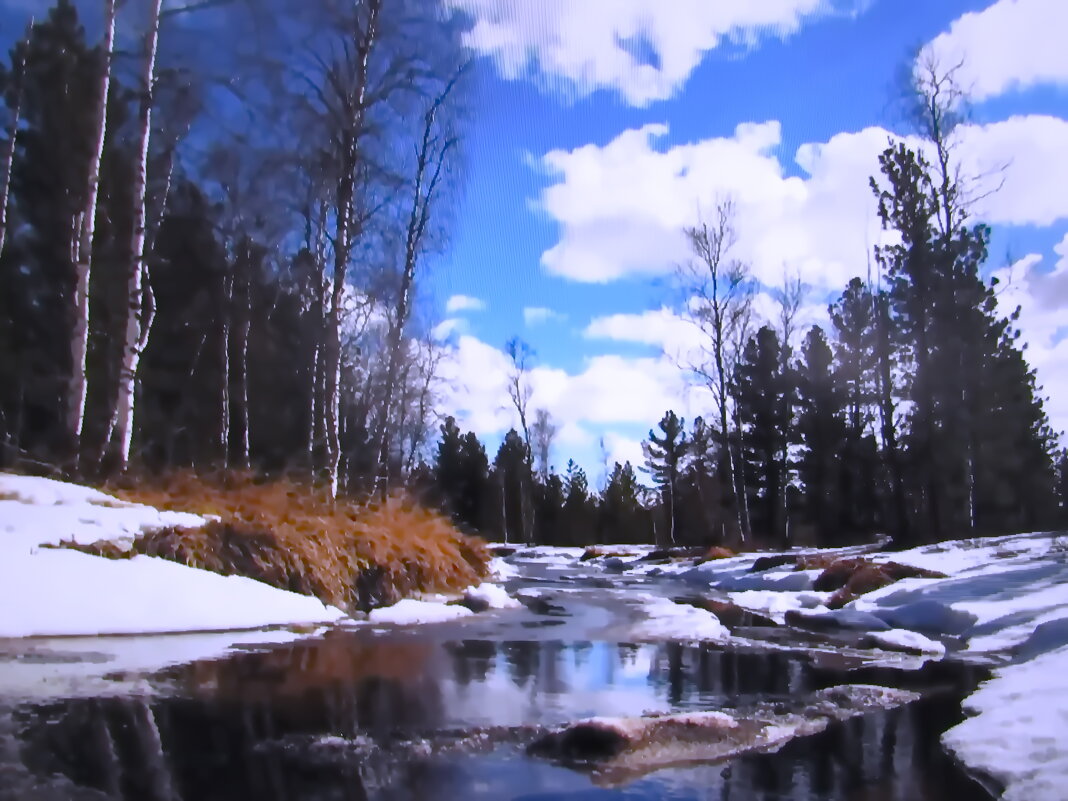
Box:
(523, 306), (566, 326)
(926, 0), (1068, 101)
(437, 334), (708, 446)
(992, 239), (1068, 441)
(444, 0), (847, 106)
(432, 318), (469, 340)
(537, 117), (1068, 290)
(445, 294), (487, 314)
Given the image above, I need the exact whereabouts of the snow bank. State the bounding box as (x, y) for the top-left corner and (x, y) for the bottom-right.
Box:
(488, 557), (519, 580)
(367, 598), (473, 625)
(943, 645), (1068, 801)
(464, 583), (522, 609)
(0, 473), (346, 637)
(629, 598), (729, 642)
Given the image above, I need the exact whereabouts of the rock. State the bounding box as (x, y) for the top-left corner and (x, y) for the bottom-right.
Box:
(872, 600), (977, 636)
(701, 546), (737, 561)
(749, 554), (798, 572)
(602, 557), (630, 573)
(450, 596), (490, 613)
(785, 608), (892, 632)
(814, 558), (948, 598)
(489, 545), (518, 558)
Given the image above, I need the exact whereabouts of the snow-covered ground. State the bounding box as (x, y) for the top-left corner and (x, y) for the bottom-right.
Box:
(0, 473), (347, 638)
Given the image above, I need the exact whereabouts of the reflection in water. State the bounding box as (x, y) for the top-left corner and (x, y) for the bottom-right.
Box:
(0, 633), (992, 801)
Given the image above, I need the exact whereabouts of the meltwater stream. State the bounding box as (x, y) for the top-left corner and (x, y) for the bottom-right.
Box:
(1, 551), (995, 800)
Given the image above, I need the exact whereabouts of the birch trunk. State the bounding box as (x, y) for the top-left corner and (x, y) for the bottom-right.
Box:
(323, 0), (380, 498)
(107, 0), (162, 471)
(67, 0), (117, 463)
(374, 88), (453, 492)
(0, 22), (30, 262)
(231, 241), (252, 469)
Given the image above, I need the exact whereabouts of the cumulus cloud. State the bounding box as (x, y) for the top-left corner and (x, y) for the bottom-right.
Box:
(443, 0), (852, 106)
(925, 0), (1068, 101)
(523, 306), (566, 326)
(445, 294), (487, 314)
(992, 238), (1068, 439)
(432, 318), (469, 340)
(536, 117), (1068, 290)
(437, 334), (710, 448)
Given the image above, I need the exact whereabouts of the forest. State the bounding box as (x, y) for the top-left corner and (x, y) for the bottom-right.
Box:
(2, 0), (1067, 552)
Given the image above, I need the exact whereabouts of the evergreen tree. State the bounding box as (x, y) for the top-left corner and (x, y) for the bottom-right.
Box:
(561, 459), (594, 546)
(642, 410), (688, 545)
(600, 461), (649, 544)
(794, 326), (849, 544)
(493, 429), (529, 544)
(733, 326), (794, 545)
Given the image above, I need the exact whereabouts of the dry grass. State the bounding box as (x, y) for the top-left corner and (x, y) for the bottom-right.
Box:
(68, 471), (490, 612)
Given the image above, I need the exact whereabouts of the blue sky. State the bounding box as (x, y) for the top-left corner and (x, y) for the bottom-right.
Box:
(428, 0), (1068, 480)
(3, 0), (1067, 481)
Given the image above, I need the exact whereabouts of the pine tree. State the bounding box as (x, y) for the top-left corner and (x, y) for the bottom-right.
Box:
(600, 461), (648, 544)
(642, 410), (688, 545)
(733, 326), (794, 545)
(562, 459), (594, 546)
(794, 326), (848, 545)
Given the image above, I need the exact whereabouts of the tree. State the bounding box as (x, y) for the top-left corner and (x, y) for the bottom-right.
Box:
(530, 407), (558, 481)
(794, 326), (848, 544)
(561, 459), (594, 546)
(733, 326), (794, 545)
(600, 462), (649, 544)
(829, 278), (881, 536)
(493, 429), (529, 544)
(375, 74), (462, 492)
(0, 19), (31, 261)
(105, 0), (163, 471)
(643, 410), (688, 546)
(67, 0), (116, 464)
(505, 336), (536, 543)
(679, 197), (753, 540)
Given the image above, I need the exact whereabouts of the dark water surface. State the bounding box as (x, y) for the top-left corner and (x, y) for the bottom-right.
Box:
(1, 572), (995, 800)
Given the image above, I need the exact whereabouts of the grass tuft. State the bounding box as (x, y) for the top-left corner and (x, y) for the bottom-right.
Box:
(66, 471), (490, 612)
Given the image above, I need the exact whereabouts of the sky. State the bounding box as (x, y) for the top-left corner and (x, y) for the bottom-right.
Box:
(427, 0), (1068, 481)
(3, 0), (1067, 483)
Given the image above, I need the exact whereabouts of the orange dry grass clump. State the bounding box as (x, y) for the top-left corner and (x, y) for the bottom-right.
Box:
(100, 471), (489, 612)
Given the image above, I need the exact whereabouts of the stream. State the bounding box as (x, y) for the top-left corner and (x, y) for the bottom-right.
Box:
(0, 549), (997, 800)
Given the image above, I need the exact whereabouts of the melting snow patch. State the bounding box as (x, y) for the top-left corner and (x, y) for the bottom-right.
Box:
(464, 583), (522, 609)
(488, 557), (520, 580)
(867, 629), (946, 656)
(943, 644), (1068, 801)
(630, 598), (729, 642)
(367, 599), (473, 625)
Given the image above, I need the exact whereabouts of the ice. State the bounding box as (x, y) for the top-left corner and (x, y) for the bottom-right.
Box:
(868, 629), (946, 656)
(629, 597), (729, 642)
(728, 590), (831, 623)
(943, 645), (1068, 801)
(367, 598), (473, 624)
(463, 583), (522, 609)
(0, 629), (317, 701)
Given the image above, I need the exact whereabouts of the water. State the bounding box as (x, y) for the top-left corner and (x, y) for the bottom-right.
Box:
(0, 565), (996, 800)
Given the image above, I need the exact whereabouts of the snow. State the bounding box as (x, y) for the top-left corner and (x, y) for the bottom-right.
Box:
(868, 628), (946, 656)
(0, 473), (346, 638)
(464, 583), (522, 609)
(367, 598), (473, 625)
(629, 597), (730, 642)
(728, 590), (831, 624)
(488, 556), (519, 580)
(943, 645), (1068, 801)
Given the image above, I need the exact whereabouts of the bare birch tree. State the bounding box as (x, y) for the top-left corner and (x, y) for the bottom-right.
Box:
(106, 0), (163, 471)
(374, 74), (460, 492)
(0, 20), (31, 262)
(67, 0), (117, 464)
(530, 408), (558, 481)
(506, 336), (536, 543)
(679, 198), (754, 541)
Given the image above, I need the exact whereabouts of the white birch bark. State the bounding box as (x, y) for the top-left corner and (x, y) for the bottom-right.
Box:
(108, 0), (162, 471)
